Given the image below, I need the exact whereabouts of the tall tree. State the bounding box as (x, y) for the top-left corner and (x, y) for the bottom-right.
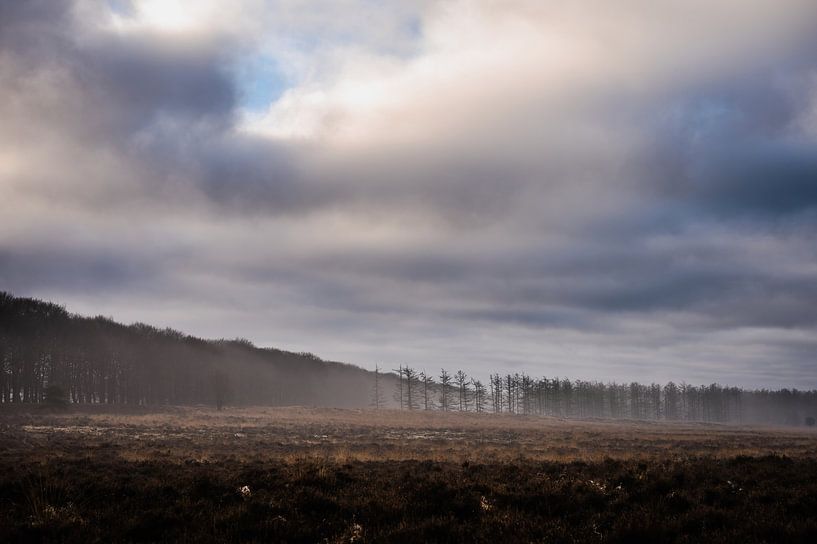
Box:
(455, 370), (469, 411)
(439, 369), (452, 412)
(371, 364), (385, 409)
(420, 371), (434, 410)
(393, 364), (405, 409)
(404, 366), (419, 410)
(473, 379), (486, 413)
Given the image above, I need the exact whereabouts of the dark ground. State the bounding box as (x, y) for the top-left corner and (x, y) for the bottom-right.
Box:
(1, 406), (816, 543)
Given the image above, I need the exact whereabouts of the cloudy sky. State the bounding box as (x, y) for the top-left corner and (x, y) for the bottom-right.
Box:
(2, 1), (817, 388)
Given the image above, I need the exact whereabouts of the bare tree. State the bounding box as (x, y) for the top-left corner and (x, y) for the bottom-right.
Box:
(472, 379), (486, 413)
(505, 374), (515, 414)
(420, 371), (434, 410)
(455, 370), (469, 411)
(489, 374), (503, 413)
(371, 364), (385, 409)
(404, 366), (419, 410)
(393, 365), (404, 409)
(439, 369), (452, 412)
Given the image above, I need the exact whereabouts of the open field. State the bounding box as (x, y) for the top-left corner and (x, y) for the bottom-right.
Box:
(2, 406), (817, 542)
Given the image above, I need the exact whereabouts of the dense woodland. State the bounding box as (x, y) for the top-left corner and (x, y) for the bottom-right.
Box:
(0, 292), (383, 408)
(2, 292), (816, 425)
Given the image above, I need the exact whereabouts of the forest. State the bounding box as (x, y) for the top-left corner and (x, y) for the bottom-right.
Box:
(0, 292), (381, 408)
(2, 292), (816, 426)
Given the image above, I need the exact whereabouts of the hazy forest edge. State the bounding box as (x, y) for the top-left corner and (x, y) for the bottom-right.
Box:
(1, 291), (816, 427)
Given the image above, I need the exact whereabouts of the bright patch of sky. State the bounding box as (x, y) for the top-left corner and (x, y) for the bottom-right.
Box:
(236, 55), (288, 112)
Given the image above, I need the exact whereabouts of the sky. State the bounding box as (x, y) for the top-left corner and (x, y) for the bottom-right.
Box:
(1, 0), (817, 388)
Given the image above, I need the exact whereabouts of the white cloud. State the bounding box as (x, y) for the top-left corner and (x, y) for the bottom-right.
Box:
(244, 0), (817, 150)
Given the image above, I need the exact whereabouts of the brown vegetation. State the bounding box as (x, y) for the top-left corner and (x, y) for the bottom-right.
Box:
(3, 405), (817, 464)
(2, 406), (817, 542)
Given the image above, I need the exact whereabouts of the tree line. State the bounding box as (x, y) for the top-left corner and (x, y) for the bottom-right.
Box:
(3, 292), (816, 425)
(0, 292), (380, 408)
(385, 365), (817, 426)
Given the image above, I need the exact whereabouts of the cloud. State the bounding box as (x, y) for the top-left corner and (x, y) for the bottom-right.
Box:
(1, 0), (817, 388)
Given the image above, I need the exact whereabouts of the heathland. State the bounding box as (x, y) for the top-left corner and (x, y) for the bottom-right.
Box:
(2, 406), (817, 543)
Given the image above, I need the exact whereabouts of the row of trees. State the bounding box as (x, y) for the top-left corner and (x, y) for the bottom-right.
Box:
(3, 292), (816, 425)
(384, 366), (817, 426)
(0, 292), (379, 408)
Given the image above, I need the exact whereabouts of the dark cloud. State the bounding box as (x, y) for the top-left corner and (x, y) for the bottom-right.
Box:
(0, 0), (235, 141)
(191, 136), (338, 212)
(692, 142), (817, 216)
(0, 246), (159, 294)
(0, 0), (73, 57)
(84, 36), (236, 132)
(645, 61), (817, 220)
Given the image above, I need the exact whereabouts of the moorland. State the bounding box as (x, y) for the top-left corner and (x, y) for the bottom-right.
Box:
(2, 406), (817, 543)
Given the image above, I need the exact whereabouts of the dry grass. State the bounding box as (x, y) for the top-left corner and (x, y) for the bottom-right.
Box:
(2, 405), (816, 464)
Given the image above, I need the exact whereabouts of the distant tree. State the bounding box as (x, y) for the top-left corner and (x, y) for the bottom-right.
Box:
(404, 367), (419, 410)
(520, 374), (533, 415)
(489, 374), (503, 413)
(806, 416), (816, 427)
(473, 379), (486, 413)
(420, 371), (434, 410)
(439, 369), (452, 412)
(44, 384), (68, 407)
(649, 383), (662, 420)
(505, 374), (515, 414)
(393, 365), (404, 409)
(629, 382), (642, 419)
(664, 382), (680, 420)
(455, 370), (469, 411)
(210, 370), (230, 410)
(371, 364), (385, 410)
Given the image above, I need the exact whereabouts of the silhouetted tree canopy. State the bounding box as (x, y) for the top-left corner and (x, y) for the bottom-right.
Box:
(0, 292), (387, 408)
